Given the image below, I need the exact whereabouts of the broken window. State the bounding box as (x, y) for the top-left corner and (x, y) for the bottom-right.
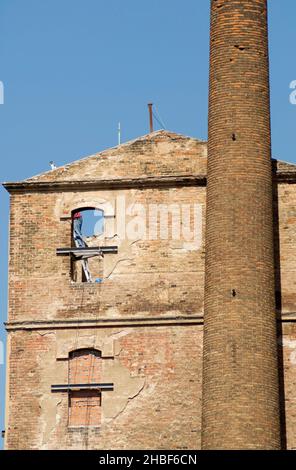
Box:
(68, 349), (102, 427)
(57, 207), (118, 283)
(71, 208), (105, 283)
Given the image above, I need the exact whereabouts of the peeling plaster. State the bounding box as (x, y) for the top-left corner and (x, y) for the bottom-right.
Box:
(110, 379), (146, 422)
(102, 358), (145, 422)
(38, 328), (145, 445)
(56, 194), (116, 219)
(36, 331), (56, 337)
(56, 330), (118, 359)
(40, 395), (62, 449)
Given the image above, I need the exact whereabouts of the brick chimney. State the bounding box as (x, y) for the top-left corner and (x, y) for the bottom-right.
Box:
(202, 0), (281, 449)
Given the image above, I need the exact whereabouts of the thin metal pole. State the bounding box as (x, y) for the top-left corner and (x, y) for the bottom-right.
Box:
(148, 103), (153, 133)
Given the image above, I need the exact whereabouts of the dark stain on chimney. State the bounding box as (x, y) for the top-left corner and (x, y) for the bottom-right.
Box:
(235, 45), (246, 51)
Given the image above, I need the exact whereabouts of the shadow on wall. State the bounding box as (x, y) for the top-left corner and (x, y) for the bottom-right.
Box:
(272, 160), (287, 450)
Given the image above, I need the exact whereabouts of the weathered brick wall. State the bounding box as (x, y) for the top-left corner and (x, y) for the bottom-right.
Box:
(275, 181), (296, 450)
(281, 325), (296, 450)
(5, 132), (206, 449)
(8, 186), (205, 322)
(274, 182), (296, 314)
(5, 326), (203, 450)
(4, 129), (296, 449)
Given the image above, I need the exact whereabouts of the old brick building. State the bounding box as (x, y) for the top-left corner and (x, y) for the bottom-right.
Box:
(4, 131), (207, 449)
(3, 130), (296, 449)
(3, 0), (296, 450)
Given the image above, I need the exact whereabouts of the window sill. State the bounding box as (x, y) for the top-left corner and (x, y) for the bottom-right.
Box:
(68, 426), (101, 431)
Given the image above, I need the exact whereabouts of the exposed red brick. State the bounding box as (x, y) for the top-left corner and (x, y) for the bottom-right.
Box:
(202, 0), (281, 449)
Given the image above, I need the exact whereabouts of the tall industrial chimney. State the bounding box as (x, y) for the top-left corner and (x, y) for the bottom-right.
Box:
(202, 0), (281, 449)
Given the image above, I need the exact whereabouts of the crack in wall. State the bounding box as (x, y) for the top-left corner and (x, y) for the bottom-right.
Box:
(109, 379), (146, 422)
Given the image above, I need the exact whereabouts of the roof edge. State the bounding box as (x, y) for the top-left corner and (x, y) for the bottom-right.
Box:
(3, 174), (207, 194)
(23, 130), (206, 183)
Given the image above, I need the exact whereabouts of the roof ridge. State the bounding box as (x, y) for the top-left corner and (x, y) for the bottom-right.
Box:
(23, 130), (205, 183)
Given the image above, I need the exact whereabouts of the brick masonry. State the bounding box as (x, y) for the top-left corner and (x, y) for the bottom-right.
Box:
(202, 0), (281, 449)
(3, 130), (296, 449)
(68, 350), (102, 428)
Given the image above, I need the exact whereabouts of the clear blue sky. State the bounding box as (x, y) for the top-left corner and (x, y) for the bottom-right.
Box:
(0, 0), (296, 448)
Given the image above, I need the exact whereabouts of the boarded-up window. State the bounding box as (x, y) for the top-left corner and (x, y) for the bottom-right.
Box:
(68, 349), (102, 427)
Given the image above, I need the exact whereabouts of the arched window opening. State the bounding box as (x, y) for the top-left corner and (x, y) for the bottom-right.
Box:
(71, 208), (105, 283)
(72, 208), (104, 244)
(57, 206), (118, 284)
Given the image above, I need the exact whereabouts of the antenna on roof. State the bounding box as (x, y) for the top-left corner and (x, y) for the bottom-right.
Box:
(148, 103), (153, 133)
(49, 161), (57, 170)
(118, 122), (121, 145)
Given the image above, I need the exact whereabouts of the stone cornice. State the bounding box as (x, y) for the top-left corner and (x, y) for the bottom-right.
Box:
(4, 315), (204, 331)
(275, 172), (296, 183)
(3, 175), (207, 194)
(4, 170), (296, 194)
(4, 312), (296, 331)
